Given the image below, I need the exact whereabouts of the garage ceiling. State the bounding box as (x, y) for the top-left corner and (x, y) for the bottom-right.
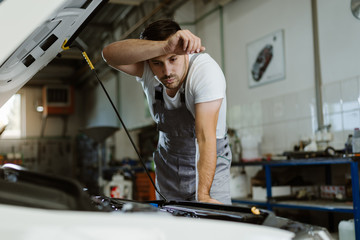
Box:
(27, 0), (189, 88)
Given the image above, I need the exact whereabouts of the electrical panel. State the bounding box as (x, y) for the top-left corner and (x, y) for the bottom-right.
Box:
(42, 85), (74, 115)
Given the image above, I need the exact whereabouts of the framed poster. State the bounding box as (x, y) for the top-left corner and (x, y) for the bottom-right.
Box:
(247, 29), (285, 88)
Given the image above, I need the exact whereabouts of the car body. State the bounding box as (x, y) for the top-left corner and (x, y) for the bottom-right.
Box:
(0, 164), (332, 240)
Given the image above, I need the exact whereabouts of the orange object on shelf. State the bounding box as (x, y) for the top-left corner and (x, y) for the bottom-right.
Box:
(134, 172), (156, 201)
(0, 154), (23, 166)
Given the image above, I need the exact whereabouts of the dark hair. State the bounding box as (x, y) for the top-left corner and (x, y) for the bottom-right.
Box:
(140, 19), (181, 40)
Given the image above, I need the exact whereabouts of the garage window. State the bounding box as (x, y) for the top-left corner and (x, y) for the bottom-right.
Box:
(0, 94), (21, 138)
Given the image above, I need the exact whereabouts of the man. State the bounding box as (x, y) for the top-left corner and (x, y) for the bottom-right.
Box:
(102, 19), (232, 204)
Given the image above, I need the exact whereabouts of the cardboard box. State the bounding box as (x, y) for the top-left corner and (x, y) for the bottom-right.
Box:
(320, 185), (346, 200)
(252, 186), (291, 201)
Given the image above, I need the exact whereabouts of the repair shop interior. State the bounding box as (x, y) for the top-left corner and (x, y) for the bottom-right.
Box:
(0, 0), (359, 240)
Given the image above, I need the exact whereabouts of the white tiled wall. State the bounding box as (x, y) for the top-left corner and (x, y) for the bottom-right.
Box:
(323, 76), (360, 149)
(228, 87), (317, 156)
(229, 76), (360, 155)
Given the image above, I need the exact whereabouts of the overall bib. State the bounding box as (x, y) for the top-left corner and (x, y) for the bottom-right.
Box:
(152, 55), (232, 204)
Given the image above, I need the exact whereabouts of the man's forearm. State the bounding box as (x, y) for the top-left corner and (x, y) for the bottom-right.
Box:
(197, 139), (217, 201)
(195, 99), (223, 203)
(102, 39), (167, 66)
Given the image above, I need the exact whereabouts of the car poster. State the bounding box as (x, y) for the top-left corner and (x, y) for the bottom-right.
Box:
(247, 29), (285, 88)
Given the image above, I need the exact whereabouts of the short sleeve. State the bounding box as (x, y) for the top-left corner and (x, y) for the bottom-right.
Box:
(189, 54), (226, 104)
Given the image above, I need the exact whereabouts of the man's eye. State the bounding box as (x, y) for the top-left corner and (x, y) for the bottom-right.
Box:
(170, 58), (177, 62)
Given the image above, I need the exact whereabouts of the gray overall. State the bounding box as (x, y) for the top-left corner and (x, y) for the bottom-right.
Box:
(152, 54), (232, 204)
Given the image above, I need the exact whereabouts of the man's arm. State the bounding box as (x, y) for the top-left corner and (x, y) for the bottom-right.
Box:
(102, 30), (205, 77)
(195, 98), (223, 204)
(102, 39), (163, 77)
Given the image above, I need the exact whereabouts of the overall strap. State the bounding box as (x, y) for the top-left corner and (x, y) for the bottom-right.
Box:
(155, 84), (163, 101)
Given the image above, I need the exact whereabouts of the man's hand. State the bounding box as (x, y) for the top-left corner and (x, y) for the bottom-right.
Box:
(163, 30), (206, 55)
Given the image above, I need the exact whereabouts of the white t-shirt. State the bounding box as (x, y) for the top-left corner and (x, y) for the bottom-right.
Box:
(136, 53), (227, 138)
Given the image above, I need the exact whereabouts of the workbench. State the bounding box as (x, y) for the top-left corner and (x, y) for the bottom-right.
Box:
(231, 157), (359, 240)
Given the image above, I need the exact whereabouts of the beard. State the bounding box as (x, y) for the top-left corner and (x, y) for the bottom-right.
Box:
(160, 74), (181, 89)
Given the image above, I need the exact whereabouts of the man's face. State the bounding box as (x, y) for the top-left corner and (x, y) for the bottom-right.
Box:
(149, 54), (188, 93)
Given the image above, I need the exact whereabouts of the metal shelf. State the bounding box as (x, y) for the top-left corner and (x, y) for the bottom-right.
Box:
(231, 157), (360, 240)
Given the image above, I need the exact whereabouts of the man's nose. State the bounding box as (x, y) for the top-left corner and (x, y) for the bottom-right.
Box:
(163, 62), (171, 76)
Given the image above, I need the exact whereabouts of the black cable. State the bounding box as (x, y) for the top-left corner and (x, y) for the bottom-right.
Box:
(70, 43), (168, 202)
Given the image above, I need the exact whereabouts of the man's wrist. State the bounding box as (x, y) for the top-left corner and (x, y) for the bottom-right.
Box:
(197, 191), (211, 201)
(161, 40), (171, 55)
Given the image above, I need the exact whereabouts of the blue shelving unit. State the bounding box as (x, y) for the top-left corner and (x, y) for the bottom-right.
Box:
(231, 157), (360, 240)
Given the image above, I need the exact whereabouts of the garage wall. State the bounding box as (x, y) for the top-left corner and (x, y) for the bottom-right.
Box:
(221, 0), (316, 155)
(318, 0), (360, 148)
(189, 0), (360, 155)
(224, 0), (315, 101)
(318, 0), (360, 84)
(23, 86), (84, 138)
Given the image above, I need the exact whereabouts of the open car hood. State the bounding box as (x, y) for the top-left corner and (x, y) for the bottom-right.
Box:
(0, 0), (107, 107)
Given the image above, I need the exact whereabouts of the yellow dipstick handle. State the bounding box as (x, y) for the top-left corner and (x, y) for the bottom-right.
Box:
(61, 39), (94, 70)
(251, 206), (260, 215)
(61, 39), (70, 50)
(82, 51), (94, 70)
